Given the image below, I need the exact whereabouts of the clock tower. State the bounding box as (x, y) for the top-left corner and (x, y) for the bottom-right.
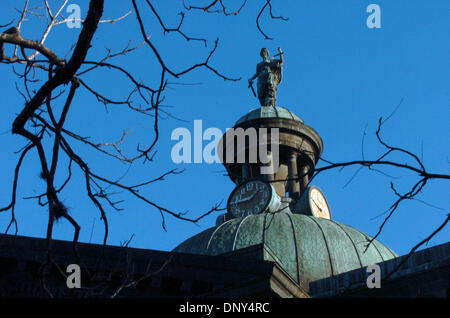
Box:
(218, 47), (330, 223)
(219, 105), (330, 222)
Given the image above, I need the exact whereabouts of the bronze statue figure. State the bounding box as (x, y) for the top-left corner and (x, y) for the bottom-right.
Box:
(248, 47), (284, 107)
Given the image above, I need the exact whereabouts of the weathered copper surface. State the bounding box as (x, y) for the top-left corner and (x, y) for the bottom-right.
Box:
(173, 213), (398, 286)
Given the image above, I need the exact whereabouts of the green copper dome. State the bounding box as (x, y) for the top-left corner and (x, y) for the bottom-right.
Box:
(174, 213), (397, 284)
(235, 106), (303, 125)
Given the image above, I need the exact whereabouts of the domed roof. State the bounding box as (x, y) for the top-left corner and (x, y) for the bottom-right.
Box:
(174, 213), (397, 283)
(235, 106), (303, 126)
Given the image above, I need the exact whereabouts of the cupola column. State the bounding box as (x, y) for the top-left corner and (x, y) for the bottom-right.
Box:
(288, 152), (300, 198)
(263, 151), (275, 182)
(242, 164), (250, 181)
(300, 165), (310, 196)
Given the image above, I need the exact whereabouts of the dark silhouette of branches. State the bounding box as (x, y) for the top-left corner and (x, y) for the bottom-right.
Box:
(0, 0), (245, 296)
(144, 0), (207, 46)
(183, 0), (287, 40)
(183, 0), (248, 16)
(382, 212), (449, 281)
(256, 0), (288, 40)
(313, 116), (449, 248)
(0, 0), (238, 246)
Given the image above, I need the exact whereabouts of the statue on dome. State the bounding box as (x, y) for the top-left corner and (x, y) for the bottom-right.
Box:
(248, 47), (284, 107)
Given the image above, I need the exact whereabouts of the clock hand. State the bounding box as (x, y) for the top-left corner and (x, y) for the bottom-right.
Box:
(232, 192), (257, 205)
(246, 191), (258, 201)
(234, 191), (259, 205)
(312, 199), (323, 212)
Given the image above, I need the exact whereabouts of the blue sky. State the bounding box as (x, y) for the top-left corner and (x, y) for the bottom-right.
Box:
(0, 0), (449, 256)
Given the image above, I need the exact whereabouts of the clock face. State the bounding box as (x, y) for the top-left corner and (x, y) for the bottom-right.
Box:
(309, 187), (331, 220)
(227, 181), (272, 218)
